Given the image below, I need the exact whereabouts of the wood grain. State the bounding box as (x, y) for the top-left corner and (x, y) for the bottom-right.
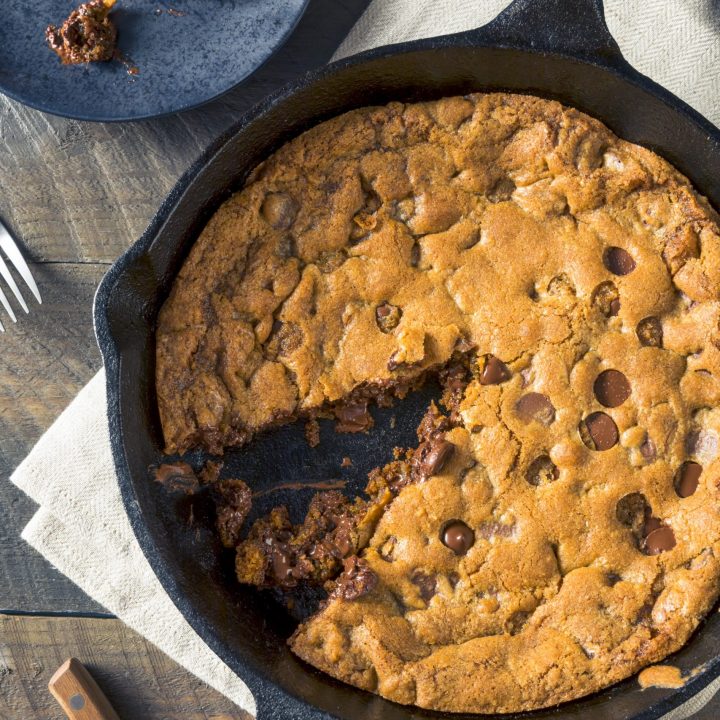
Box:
(0, 614), (251, 720)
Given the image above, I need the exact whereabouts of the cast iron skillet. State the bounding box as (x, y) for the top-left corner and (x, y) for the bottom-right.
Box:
(94, 0), (720, 717)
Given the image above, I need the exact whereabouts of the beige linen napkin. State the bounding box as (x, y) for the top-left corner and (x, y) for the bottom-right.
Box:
(11, 1), (720, 717)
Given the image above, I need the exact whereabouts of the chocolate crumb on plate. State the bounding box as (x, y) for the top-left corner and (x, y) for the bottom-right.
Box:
(46, 0), (117, 65)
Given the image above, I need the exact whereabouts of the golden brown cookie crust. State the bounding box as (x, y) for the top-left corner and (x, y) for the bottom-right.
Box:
(157, 93), (720, 713)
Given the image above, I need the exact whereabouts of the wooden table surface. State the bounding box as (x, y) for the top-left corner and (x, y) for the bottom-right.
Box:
(0, 2), (368, 717)
(0, 3), (718, 719)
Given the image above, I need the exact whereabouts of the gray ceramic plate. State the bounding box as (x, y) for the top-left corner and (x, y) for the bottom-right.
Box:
(0, 0), (309, 121)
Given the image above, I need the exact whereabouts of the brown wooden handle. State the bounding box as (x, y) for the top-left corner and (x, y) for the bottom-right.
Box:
(48, 658), (121, 720)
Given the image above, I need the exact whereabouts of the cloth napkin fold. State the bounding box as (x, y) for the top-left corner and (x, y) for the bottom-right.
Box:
(11, 1), (720, 717)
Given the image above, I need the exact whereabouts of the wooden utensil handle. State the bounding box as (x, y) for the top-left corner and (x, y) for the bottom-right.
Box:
(48, 658), (121, 720)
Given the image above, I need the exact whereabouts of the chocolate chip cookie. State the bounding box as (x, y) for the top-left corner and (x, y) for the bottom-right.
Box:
(156, 93), (720, 713)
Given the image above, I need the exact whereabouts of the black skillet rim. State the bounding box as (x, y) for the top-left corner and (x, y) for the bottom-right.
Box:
(94, 12), (720, 720)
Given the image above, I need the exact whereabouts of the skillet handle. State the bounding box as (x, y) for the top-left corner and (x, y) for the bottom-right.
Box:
(466, 0), (627, 69)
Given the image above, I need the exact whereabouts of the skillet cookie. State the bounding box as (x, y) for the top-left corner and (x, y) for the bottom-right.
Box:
(157, 93), (720, 713)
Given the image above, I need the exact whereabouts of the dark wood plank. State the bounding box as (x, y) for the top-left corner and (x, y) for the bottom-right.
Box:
(0, 0), (371, 614)
(0, 614), (251, 720)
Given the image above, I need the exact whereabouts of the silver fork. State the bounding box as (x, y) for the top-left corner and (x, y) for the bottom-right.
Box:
(0, 218), (42, 332)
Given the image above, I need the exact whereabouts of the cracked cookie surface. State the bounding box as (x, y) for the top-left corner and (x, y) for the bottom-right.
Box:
(157, 93), (720, 713)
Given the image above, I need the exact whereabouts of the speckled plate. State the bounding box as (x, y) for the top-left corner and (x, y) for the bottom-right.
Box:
(0, 0), (309, 121)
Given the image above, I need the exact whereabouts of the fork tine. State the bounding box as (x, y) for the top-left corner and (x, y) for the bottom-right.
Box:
(0, 222), (41, 304)
(0, 254), (28, 313)
(0, 284), (17, 323)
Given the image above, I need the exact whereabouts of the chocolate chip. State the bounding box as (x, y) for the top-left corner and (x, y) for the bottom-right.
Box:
(644, 526), (676, 555)
(410, 241), (421, 267)
(272, 549), (293, 582)
(675, 461), (702, 498)
(616, 492), (648, 529)
(639, 437), (656, 462)
(334, 402), (373, 433)
(479, 354), (511, 385)
(261, 192), (297, 230)
(419, 439), (455, 477)
(215, 478), (252, 548)
(526, 455), (559, 486)
(616, 494), (672, 553)
(411, 570), (436, 601)
(331, 556), (378, 600)
(333, 533), (354, 559)
(592, 281), (620, 317)
(580, 412), (618, 450)
(637, 317), (663, 348)
(516, 393), (555, 425)
(375, 302), (402, 333)
(441, 520), (475, 555)
(643, 509), (662, 536)
(594, 369), (631, 408)
(604, 246), (636, 276)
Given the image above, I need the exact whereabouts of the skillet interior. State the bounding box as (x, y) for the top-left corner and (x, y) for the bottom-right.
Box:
(94, 1), (720, 717)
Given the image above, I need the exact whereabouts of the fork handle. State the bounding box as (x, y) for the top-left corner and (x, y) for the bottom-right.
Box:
(48, 658), (121, 720)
